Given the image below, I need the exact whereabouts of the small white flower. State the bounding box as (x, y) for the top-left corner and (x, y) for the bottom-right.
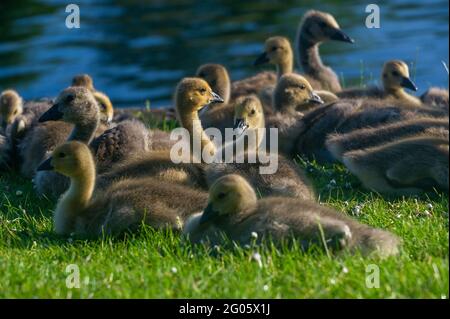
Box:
(251, 252), (263, 268)
(330, 278), (336, 285)
(171, 267), (178, 274)
(244, 244), (251, 249)
(441, 294), (447, 299)
(342, 266), (349, 274)
(15, 190), (23, 196)
(396, 213), (402, 219)
(352, 205), (362, 216)
(263, 284), (269, 292)
(427, 203), (434, 210)
(251, 232), (258, 240)
(423, 210), (432, 217)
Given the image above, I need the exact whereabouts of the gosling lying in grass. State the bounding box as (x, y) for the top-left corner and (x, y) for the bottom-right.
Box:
(326, 117), (449, 162)
(342, 133), (449, 195)
(184, 174), (400, 258)
(38, 141), (208, 237)
(337, 60), (421, 107)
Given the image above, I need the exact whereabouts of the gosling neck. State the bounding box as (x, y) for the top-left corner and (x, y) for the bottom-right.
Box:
(298, 35), (323, 74)
(385, 87), (421, 106)
(276, 56), (294, 79)
(68, 116), (99, 144)
(178, 103), (216, 160)
(54, 163), (96, 235)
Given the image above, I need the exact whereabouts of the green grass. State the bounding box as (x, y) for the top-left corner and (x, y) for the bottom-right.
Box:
(0, 158), (448, 298)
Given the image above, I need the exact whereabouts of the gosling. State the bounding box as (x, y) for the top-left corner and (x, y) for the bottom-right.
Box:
(38, 141), (208, 237)
(326, 117), (449, 162)
(295, 10), (354, 92)
(184, 174), (400, 258)
(342, 134), (449, 195)
(337, 60), (421, 107)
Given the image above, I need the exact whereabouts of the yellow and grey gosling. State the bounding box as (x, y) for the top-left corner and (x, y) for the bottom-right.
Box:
(230, 36), (294, 105)
(206, 94), (316, 201)
(342, 133), (449, 195)
(326, 117), (449, 162)
(337, 60), (421, 106)
(96, 77), (225, 189)
(295, 10), (354, 93)
(264, 73), (326, 155)
(34, 86), (151, 198)
(184, 175), (400, 258)
(37, 141), (208, 237)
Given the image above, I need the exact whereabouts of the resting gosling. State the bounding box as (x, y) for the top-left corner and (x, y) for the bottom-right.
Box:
(184, 174), (400, 257)
(420, 87), (449, 112)
(326, 117), (449, 162)
(342, 134), (449, 195)
(337, 60), (421, 107)
(296, 10), (354, 92)
(38, 141), (207, 236)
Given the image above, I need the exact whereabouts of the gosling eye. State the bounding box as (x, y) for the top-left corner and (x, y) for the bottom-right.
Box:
(392, 71), (400, 77)
(299, 84), (306, 90)
(58, 152), (66, 158)
(99, 103), (106, 111)
(217, 192), (227, 200)
(250, 109), (256, 115)
(271, 46), (278, 52)
(13, 110), (18, 115)
(65, 94), (75, 103)
(199, 88), (207, 95)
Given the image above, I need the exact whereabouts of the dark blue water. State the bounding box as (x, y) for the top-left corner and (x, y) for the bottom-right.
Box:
(0, 0), (448, 108)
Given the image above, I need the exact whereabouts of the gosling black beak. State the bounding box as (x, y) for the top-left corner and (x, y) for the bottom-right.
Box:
(39, 103), (63, 122)
(199, 202), (220, 225)
(254, 52), (270, 66)
(233, 118), (249, 137)
(400, 77), (418, 91)
(37, 157), (54, 172)
(308, 92), (324, 105)
(210, 91), (224, 104)
(330, 29), (355, 44)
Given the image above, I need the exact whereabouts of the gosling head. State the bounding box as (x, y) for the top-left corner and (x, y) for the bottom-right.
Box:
(72, 74), (95, 92)
(175, 77), (224, 115)
(39, 86), (99, 125)
(382, 60), (418, 92)
(196, 64), (231, 104)
(254, 36), (293, 69)
(0, 89), (23, 130)
(199, 174), (257, 225)
(37, 141), (95, 178)
(233, 95), (264, 137)
(298, 10), (354, 44)
(93, 91), (114, 124)
(273, 73), (324, 114)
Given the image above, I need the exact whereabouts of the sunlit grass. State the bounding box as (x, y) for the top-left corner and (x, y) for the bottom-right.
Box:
(0, 158), (448, 298)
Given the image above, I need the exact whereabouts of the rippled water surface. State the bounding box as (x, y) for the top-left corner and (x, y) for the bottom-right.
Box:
(0, 0), (448, 107)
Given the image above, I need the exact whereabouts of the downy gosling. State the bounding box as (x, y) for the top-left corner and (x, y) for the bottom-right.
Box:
(184, 174), (400, 258)
(38, 141), (208, 237)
